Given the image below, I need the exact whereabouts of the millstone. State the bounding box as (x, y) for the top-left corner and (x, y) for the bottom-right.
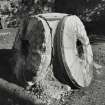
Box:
(56, 15), (93, 87)
(13, 16), (52, 85)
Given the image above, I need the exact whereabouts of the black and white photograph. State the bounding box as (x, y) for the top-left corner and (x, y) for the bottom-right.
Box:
(0, 0), (105, 105)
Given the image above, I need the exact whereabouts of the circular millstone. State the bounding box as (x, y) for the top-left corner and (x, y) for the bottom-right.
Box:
(13, 16), (52, 85)
(56, 15), (93, 87)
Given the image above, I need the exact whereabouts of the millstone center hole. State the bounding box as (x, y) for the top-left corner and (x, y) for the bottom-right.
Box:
(76, 39), (84, 59)
(21, 40), (30, 58)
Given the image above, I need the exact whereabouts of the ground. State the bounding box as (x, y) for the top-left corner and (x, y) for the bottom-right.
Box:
(0, 34), (105, 105)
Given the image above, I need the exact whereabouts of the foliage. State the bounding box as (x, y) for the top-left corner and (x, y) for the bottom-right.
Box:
(80, 0), (105, 22)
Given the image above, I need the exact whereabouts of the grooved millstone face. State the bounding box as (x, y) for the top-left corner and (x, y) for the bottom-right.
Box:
(56, 15), (93, 87)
